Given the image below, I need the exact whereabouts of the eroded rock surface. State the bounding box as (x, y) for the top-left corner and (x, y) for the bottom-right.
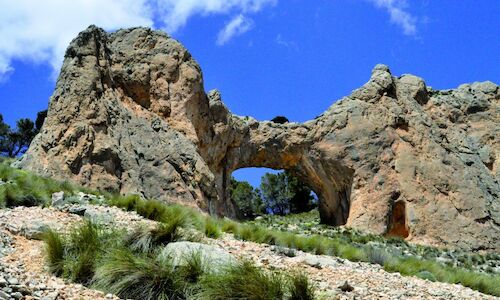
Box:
(19, 26), (499, 250)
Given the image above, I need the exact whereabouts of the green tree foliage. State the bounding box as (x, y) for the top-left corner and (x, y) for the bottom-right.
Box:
(0, 113), (43, 157)
(230, 177), (264, 220)
(35, 109), (48, 131)
(0, 115), (9, 145)
(260, 171), (316, 215)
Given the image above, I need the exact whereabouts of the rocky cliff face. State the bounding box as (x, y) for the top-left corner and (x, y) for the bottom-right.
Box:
(18, 26), (499, 251)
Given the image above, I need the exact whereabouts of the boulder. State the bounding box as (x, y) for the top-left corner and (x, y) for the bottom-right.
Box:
(83, 207), (113, 224)
(18, 26), (500, 251)
(51, 192), (65, 207)
(159, 241), (236, 272)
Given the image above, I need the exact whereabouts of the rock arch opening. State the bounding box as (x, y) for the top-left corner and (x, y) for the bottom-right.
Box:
(217, 150), (355, 226)
(231, 167), (318, 217)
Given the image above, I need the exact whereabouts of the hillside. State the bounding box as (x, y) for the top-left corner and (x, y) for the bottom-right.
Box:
(0, 160), (499, 299)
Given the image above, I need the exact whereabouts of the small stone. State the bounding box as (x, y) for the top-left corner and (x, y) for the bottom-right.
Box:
(7, 277), (19, 285)
(0, 290), (8, 300)
(43, 291), (59, 300)
(339, 281), (354, 292)
(68, 206), (87, 216)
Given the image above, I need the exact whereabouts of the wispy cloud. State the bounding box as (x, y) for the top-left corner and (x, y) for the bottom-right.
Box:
(276, 34), (298, 51)
(369, 0), (417, 35)
(217, 15), (254, 45)
(155, 0), (276, 33)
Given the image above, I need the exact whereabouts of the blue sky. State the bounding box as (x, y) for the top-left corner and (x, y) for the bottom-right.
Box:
(0, 0), (498, 187)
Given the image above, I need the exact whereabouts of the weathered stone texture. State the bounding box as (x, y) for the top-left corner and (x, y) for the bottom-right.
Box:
(18, 26), (499, 250)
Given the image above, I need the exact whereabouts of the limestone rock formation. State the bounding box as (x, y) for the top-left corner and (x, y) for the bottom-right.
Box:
(18, 26), (499, 251)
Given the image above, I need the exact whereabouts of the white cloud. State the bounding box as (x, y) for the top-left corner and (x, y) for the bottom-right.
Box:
(369, 0), (417, 35)
(217, 15), (254, 45)
(154, 0), (276, 32)
(0, 0), (276, 80)
(0, 0), (420, 80)
(0, 0), (153, 78)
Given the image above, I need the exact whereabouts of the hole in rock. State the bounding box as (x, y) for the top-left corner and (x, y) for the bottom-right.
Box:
(230, 168), (318, 220)
(386, 200), (409, 238)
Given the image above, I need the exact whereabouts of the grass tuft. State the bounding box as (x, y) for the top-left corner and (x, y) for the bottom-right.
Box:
(42, 229), (65, 276)
(197, 260), (286, 300)
(204, 217), (221, 238)
(289, 272), (316, 300)
(65, 221), (106, 283)
(125, 216), (187, 253)
(179, 251), (205, 284)
(92, 248), (186, 300)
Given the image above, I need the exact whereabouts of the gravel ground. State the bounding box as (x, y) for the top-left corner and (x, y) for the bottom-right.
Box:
(213, 236), (497, 299)
(0, 205), (497, 300)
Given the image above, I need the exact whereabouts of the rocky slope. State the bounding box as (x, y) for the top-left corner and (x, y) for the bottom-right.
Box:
(0, 205), (496, 300)
(18, 26), (499, 251)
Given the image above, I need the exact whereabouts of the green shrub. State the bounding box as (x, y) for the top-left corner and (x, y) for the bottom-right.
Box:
(235, 224), (276, 244)
(108, 194), (141, 211)
(65, 221), (107, 283)
(301, 236), (327, 255)
(384, 257), (500, 296)
(136, 199), (168, 221)
(417, 270), (436, 281)
(234, 224), (255, 241)
(0, 161), (81, 207)
(364, 247), (391, 266)
(197, 260), (286, 300)
(338, 244), (366, 262)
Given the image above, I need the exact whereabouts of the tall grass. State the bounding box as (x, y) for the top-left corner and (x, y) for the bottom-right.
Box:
(289, 272), (316, 300)
(0, 159), (92, 207)
(93, 248), (187, 300)
(197, 260), (286, 300)
(43, 229), (65, 276)
(44, 219), (318, 299)
(43, 221), (121, 284)
(101, 192), (500, 297)
(384, 257), (500, 296)
(204, 217), (221, 238)
(125, 217), (187, 253)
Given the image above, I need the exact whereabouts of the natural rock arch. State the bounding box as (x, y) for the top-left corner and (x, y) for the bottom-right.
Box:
(204, 90), (356, 225)
(18, 26), (500, 251)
